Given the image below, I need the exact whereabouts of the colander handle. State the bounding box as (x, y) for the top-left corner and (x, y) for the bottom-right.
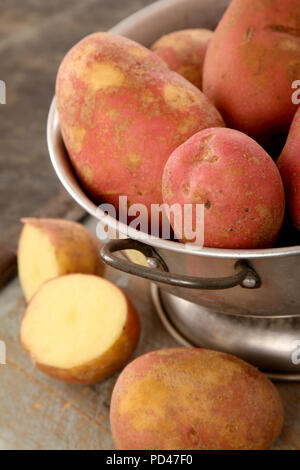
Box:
(100, 239), (261, 290)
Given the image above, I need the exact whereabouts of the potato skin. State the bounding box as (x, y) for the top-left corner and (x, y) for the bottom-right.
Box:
(20, 277), (140, 385)
(203, 0), (300, 144)
(162, 128), (285, 249)
(56, 32), (224, 219)
(151, 29), (213, 89)
(277, 107), (300, 230)
(110, 348), (283, 450)
(20, 217), (104, 275)
(18, 218), (105, 301)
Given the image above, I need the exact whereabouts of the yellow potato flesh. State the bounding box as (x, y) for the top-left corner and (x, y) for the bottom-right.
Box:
(18, 224), (59, 301)
(21, 274), (127, 369)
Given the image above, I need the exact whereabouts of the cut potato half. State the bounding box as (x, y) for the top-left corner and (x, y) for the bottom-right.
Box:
(18, 218), (104, 301)
(20, 274), (140, 384)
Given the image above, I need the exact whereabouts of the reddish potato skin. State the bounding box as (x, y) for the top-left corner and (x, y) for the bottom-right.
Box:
(151, 29), (213, 89)
(56, 33), (224, 219)
(110, 348), (283, 450)
(277, 107), (300, 230)
(203, 0), (300, 144)
(162, 128), (285, 249)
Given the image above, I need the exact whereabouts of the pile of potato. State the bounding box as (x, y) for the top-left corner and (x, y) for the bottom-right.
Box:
(55, 0), (300, 250)
(17, 221), (284, 450)
(56, 32), (224, 229)
(18, 0), (300, 450)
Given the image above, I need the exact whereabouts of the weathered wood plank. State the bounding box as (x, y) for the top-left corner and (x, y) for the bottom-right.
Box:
(1, 253), (300, 450)
(0, 220), (177, 449)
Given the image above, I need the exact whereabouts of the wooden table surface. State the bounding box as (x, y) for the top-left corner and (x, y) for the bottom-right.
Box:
(0, 216), (299, 450)
(0, 218), (177, 450)
(1, 0), (300, 451)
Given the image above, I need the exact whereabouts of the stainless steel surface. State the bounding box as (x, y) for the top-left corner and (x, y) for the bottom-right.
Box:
(151, 284), (300, 381)
(100, 238), (261, 290)
(47, 0), (300, 318)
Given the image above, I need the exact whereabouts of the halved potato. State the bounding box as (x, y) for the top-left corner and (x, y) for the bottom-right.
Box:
(20, 274), (140, 384)
(18, 218), (104, 301)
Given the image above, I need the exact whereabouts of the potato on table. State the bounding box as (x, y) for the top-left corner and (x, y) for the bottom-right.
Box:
(203, 0), (300, 144)
(18, 218), (104, 301)
(162, 128), (285, 249)
(56, 32), (224, 223)
(277, 107), (300, 231)
(151, 29), (213, 90)
(20, 274), (140, 384)
(110, 348), (283, 450)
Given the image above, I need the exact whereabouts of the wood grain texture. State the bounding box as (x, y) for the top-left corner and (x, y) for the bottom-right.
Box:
(0, 217), (299, 449)
(1, 249), (300, 449)
(0, 238), (176, 449)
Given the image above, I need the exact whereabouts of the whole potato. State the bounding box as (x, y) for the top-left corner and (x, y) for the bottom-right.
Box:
(277, 106), (300, 230)
(110, 348), (283, 450)
(203, 0), (300, 144)
(162, 128), (285, 249)
(151, 29), (213, 89)
(56, 33), (224, 222)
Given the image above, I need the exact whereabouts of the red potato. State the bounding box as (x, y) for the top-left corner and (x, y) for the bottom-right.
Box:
(162, 128), (285, 249)
(277, 106), (300, 230)
(151, 29), (213, 90)
(110, 348), (284, 450)
(203, 0), (300, 144)
(56, 32), (224, 223)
